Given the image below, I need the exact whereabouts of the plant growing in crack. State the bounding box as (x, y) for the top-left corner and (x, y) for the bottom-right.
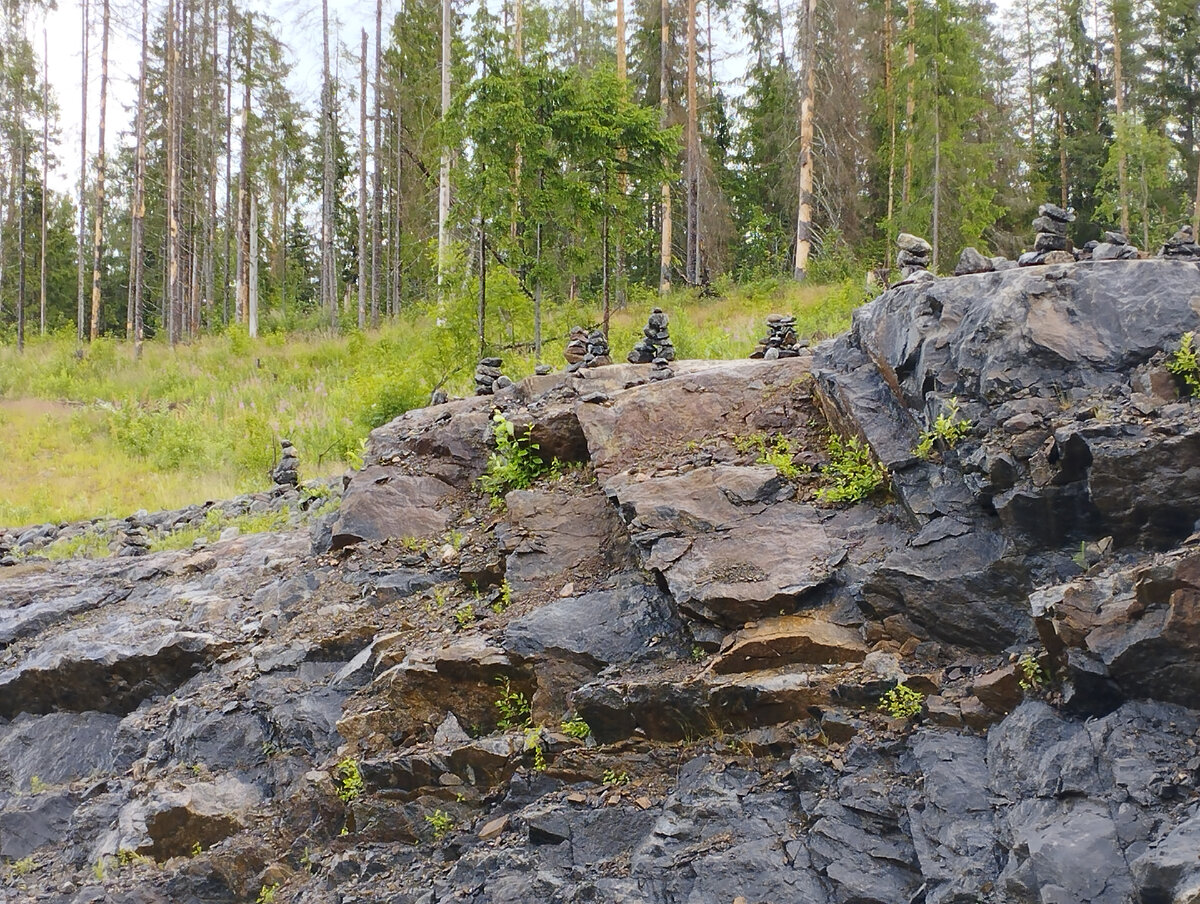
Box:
(913, 396), (973, 460)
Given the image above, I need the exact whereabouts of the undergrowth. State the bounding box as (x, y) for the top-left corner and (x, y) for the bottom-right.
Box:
(816, 434), (889, 504)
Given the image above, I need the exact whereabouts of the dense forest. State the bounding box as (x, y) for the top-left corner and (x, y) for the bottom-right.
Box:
(0, 0), (1198, 353)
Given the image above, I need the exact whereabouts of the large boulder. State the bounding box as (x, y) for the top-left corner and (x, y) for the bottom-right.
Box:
(329, 470), (456, 550)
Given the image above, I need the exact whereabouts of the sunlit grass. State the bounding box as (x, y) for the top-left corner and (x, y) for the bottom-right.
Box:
(0, 278), (861, 527)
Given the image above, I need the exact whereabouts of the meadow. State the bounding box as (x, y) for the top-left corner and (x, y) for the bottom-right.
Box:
(0, 277), (865, 527)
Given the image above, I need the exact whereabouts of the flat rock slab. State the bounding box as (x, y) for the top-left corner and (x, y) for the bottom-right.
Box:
(711, 615), (867, 674)
(118, 775), (262, 860)
(499, 485), (636, 593)
(503, 575), (686, 668)
(0, 711), (122, 791)
(606, 466), (847, 628)
(330, 469), (455, 550)
(576, 357), (814, 480)
(364, 395), (495, 484)
(0, 620), (225, 718)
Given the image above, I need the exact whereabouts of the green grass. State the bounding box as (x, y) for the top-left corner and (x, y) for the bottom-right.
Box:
(0, 279), (860, 527)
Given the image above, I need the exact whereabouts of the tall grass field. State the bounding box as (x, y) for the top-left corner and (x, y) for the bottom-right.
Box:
(0, 278), (866, 527)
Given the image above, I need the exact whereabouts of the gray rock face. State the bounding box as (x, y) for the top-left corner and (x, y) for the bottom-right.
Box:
(954, 246), (994, 275)
(329, 470), (455, 550)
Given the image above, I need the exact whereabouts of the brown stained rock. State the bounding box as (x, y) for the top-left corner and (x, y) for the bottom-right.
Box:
(329, 470), (455, 550)
(575, 357), (815, 480)
(972, 665), (1023, 715)
(711, 615), (867, 675)
(605, 467), (847, 628)
(500, 485), (636, 594)
(478, 814), (509, 840)
(364, 395), (494, 484)
(365, 637), (534, 743)
(121, 776), (262, 860)
(959, 695), (999, 731)
(924, 695), (964, 728)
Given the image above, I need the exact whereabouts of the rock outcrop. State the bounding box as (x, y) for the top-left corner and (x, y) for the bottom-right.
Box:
(3, 258), (1200, 904)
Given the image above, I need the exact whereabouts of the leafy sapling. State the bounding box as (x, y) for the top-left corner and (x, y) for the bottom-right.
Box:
(913, 396), (973, 460)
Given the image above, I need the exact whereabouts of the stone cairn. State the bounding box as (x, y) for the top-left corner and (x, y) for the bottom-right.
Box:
(751, 314), (805, 360)
(474, 357), (513, 395)
(1162, 225), (1200, 258)
(271, 439), (300, 487)
(1019, 203), (1075, 266)
(565, 326), (613, 372)
(0, 536), (13, 567)
(117, 523), (151, 557)
(1091, 230), (1139, 261)
(628, 308), (675, 364)
(896, 233), (932, 277)
(649, 356), (674, 381)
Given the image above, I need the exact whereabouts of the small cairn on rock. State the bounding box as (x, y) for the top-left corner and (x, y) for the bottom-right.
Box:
(117, 523), (151, 557)
(628, 308), (675, 364)
(750, 314), (805, 359)
(1162, 225), (1200, 258)
(271, 439), (300, 487)
(1019, 203), (1075, 265)
(896, 233), (932, 277)
(0, 534), (13, 566)
(1092, 230), (1139, 261)
(649, 356), (674, 381)
(565, 327), (613, 372)
(474, 357), (513, 395)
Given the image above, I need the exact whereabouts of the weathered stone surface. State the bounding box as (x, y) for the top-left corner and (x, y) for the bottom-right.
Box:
(954, 247), (994, 276)
(0, 623), (226, 718)
(0, 790), (79, 858)
(711, 615), (866, 674)
(575, 357), (814, 480)
(117, 776), (262, 860)
(363, 396), (494, 484)
(0, 712), (122, 791)
(605, 466), (847, 628)
(498, 485), (636, 593)
(329, 470), (455, 550)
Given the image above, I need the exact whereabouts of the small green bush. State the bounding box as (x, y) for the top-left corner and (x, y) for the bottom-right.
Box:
(879, 683), (924, 720)
(479, 413), (558, 504)
(335, 757), (364, 802)
(494, 677), (532, 730)
(913, 396), (973, 460)
(816, 434), (888, 504)
(1017, 654), (1049, 692)
(1167, 331), (1200, 396)
(425, 809), (454, 841)
(560, 717), (591, 740)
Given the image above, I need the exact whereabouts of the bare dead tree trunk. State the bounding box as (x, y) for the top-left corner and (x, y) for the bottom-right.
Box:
(437, 0), (452, 299)
(371, 0), (382, 328)
(685, 0), (699, 285)
(658, 0), (671, 294)
(17, 58), (25, 352)
(321, 0), (337, 327)
(794, 0), (816, 280)
(249, 193), (259, 337)
(40, 27), (48, 337)
(358, 28), (368, 331)
(76, 0), (89, 342)
(131, 0), (148, 355)
(1112, 0), (1129, 235)
(902, 0), (915, 210)
(88, 0), (110, 342)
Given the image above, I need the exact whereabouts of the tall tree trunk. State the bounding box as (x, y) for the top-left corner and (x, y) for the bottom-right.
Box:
(237, 15), (252, 326)
(371, 0), (382, 329)
(884, 0), (896, 241)
(40, 27), (48, 337)
(223, 0), (233, 327)
(321, 0), (337, 327)
(130, 0), (148, 354)
(615, 0), (627, 316)
(358, 28), (368, 331)
(89, 0), (110, 342)
(685, 0), (699, 285)
(76, 0), (89, 342)
(658, 0), (671, 294)
(932, 58), (941, 270)
(437, 0), (452, 298)
(1112, 0), (1129, 234)
(166, 0), (181, 343)
(902, 0), (915, 209)
(1024, 0), (1035, 153)
(794, 0), (816, 280)
(17, 61), (25, 352)
(249, 193), (259, 337)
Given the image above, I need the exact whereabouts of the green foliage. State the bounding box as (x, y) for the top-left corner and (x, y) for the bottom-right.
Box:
(1018, 654), (1050, 693)
(148, 506), (299, 553)
(256, 883), (280, 904)
(1167, 332), (1200, 397)
(42, 530), (113, 561)
(734, 432), (801, 479)
(816, 435), (889, 505)
(453, 603), (476, 630)
(8, 856), (35, 877)
(913, 397), (973, 460)
(602, 768), (630, 786)
(479, 413), (558, 504)
(879, 684), (925, 720)
(494, 677), (532, 730)
(524, 727), (548, 771)
(426, 809), (455, 841)
(335, 758), (364, 803)
(28, 775), (46, 794)
(560, 717), (591, 740)
(491, 580), (513, 615)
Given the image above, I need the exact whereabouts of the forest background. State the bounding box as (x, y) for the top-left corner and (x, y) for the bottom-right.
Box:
(0, 0), (1197, 525)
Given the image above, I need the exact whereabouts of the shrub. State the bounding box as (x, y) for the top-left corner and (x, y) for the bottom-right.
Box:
(479, 413), (558, 504)
(494, 677), (532, 730)
(913, 396), (973, 460)
(1167, 331), (1200, 396)
(879, 683), (924, 720)
(425, 809), (454, 841)
(816, 434), (889, 504)
(335, 757), (364, 802)
(560, 717), (591, 740)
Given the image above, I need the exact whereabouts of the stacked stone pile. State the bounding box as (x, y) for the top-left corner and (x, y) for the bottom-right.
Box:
(271, 439), (300, 487)
(0, 536), (13, 567)
(117, 524), (151, 557)
(474, 357), (513, 395)
(649, 357), (674, 381)
(1162, 225), (1200, 258)
(628, 308), (675, 364)
(1092, 230), (1140, 261)
(896, 233), (932, 276)
(954, 247), (996, 276)
(750, 315), (805, 359)
(1018, 203), (1075, 265)
(566, 328), (613, 372)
